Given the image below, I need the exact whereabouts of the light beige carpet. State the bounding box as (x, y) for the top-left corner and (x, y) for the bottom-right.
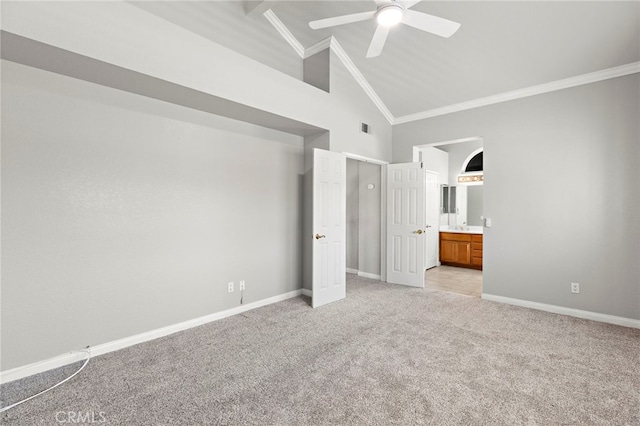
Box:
(2, 274), (639, 425)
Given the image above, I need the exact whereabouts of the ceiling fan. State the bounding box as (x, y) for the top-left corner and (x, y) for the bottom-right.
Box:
(308, 0), (461, 58)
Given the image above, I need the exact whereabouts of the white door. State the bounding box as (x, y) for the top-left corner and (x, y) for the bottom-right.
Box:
(425, 170), (439, 270)
(312, 149), (346, 308)
(386, 162), (425, 287)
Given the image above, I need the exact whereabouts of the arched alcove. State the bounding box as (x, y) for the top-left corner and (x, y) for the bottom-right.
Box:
(464, 151), (483, 173)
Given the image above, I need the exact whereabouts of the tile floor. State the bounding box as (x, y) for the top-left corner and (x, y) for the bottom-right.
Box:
(424, 265), (483, 297)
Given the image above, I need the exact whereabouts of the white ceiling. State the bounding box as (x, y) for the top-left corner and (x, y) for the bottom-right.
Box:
(132, 1), (639, 120)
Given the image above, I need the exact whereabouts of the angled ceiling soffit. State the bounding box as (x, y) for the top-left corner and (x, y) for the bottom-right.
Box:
(263, 9), (393, 124)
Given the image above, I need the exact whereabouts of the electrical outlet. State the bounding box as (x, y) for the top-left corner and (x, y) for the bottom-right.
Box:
(571, 282), (580, 294)
(239, 280), (245, 291)
(228, 282), (234, 293)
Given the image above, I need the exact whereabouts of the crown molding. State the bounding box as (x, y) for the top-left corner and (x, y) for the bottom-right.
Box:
(328, 37), (394, 124)
(304, 37), (332, 59)
(263, 9), (304, 58)
(394, 61), (640, 125)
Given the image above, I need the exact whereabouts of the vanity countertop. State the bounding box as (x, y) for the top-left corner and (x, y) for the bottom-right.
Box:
(439, 226), (483, 235)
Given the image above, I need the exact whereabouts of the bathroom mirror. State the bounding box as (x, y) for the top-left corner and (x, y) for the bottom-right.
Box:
(441, 185), (483, 227)
(441, 185), (456, 214)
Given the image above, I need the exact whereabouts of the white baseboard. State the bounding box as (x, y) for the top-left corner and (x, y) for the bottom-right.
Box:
(482, 293), (640, 329)
(0, 289), (305, 384)
(301, 289), (312, 298)
(357, 271), (381, 280)
(346, 268), (381, 280)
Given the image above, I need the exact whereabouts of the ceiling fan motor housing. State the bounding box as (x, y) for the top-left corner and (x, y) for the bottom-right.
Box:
(376, 4), (404, 26)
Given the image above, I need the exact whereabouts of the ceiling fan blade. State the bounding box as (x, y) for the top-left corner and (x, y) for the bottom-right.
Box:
(366, 25), (390, 58)
(402, 0), (423, 10)
(401, 9), (461, 38)
(309, 11), (376, 30)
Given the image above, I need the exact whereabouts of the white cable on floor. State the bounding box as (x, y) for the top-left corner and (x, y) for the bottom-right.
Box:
(0, 346), (91, 413)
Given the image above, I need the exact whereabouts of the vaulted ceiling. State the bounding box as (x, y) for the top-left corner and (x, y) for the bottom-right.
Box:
(132, 1), (639, 121)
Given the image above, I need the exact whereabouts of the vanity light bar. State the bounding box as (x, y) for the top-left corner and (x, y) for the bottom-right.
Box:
(458, 174), (484, 184)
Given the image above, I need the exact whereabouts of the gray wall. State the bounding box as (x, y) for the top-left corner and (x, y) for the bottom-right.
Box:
(467, 186), (483, 227)
(303, 49), (330, 93)
(393, 74), (640, 320)
(327, 50), (392, 162)
(357, 162), (381, 276)
(3, 4), (394, 367)
(346, 159), (359, 270)
(1, 61), (305, 369)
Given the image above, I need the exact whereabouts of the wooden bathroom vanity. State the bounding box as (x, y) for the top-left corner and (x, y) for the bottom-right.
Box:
(440, 231), (483, 270)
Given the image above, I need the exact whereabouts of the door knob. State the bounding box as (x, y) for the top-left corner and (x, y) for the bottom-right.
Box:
(315, 234), (326, 240)
(414, 229), (424, 234)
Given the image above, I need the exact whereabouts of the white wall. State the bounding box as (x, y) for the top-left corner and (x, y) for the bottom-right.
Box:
(1, 61), (305, 369)
(131, 1), (304, 81)
(0, 2), (331, 130)
(393, 74), (640, 321)
(420, 147), (449, 185)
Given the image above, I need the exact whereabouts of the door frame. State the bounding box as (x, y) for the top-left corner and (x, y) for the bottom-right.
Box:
(342, 152), (388, 282)
(413, 136), (485, 274)
(424, 169), (440, 271)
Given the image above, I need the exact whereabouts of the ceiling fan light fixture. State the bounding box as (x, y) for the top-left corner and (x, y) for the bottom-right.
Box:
(376, 5), (404, 27)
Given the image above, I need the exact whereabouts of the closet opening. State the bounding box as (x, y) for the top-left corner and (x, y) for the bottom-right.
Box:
(346, 158), (383, 282)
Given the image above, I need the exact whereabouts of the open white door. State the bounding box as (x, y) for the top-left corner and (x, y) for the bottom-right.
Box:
(425, 170), (439, 270)
(312, 149), (346, 308)
(387, 162), (425, 287)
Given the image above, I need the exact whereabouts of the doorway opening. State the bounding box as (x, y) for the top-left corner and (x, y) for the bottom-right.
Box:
(345, 158), (383, 281)
(414, 137), (484, 298)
